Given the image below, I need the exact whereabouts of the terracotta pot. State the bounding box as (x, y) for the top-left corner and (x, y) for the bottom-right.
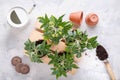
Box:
(29, 30), (44, 42)
(69, 11), (83, 26)
(35, 20), (44, 33)
(85, 13), (99, 27)
(50, 41), (66, 53)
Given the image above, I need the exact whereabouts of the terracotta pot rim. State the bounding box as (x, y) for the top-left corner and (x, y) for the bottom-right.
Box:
(79, 11), (83, 25)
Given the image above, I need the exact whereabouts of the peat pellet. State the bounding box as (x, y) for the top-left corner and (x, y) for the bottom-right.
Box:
(20, 64), (30, 74)
(11, 56), (22, 66)
(15, 63), (24, 73)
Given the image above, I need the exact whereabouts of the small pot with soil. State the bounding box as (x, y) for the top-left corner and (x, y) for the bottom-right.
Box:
(24, 39), (51, 63)
(48, 51), (79, 77)
(35, 39), (67, 57)
(35, 39), (49, 58)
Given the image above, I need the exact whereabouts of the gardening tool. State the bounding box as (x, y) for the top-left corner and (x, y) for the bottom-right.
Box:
(96, 45), (116, 80)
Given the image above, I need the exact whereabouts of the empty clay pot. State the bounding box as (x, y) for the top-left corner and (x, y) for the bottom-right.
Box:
(69, 11), (83, 26)
(85, 13), (99, 27)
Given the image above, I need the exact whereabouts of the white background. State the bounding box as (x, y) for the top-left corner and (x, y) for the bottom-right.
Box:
(0, 0), (120, 80)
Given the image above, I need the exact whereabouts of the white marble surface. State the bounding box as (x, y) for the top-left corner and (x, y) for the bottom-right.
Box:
(0, 0), (120, 80)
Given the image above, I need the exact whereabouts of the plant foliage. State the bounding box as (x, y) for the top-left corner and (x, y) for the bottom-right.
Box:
(24, 14), (99, 79)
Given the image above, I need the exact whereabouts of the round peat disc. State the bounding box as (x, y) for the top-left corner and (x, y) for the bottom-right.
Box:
(15, 63), (24, 73)
(11, 56), (22, 66)
(20, 64), (30, 74)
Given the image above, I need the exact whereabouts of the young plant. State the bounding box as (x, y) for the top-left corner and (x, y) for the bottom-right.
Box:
(65, 30), (99, 58)
(38, 14), (73, 44)
(24, 39), (51, 63)
(48, 51), (78, 79)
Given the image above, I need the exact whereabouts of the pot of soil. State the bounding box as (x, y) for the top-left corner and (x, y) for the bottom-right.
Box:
(48, 51), (79, 77)
(35, 39), (47, 58)
(24, 38), (51, 63)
